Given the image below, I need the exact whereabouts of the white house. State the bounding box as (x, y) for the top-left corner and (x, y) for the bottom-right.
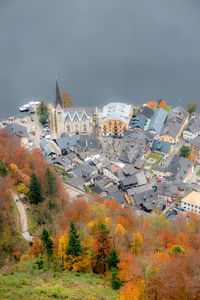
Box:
(181, 191), (200, 215)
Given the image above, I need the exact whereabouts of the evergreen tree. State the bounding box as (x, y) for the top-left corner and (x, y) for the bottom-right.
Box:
(41, 228), (54, 257)
(67, 219), (82, 257)
(180, 145), (190, 158)
(0, 161), (8, 176)
(111, 267), (122, 290)
(45, 168), (56, 198)
(29, 173), (44, 204)
(107, 249), (120, 270)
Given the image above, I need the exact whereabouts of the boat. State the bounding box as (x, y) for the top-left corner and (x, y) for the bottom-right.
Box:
(19, 101), (41, 112)
(19, 104), (30, 112)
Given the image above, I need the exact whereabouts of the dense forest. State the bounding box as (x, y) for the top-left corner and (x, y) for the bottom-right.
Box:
(0, 130), (200, 299)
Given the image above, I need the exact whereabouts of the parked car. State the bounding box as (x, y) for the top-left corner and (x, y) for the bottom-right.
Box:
(153, 185), (157, 192)
(157, 178), (162, 183)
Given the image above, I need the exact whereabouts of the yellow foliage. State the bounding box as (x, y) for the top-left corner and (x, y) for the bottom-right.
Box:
(17, 183), (29, 194)
(131, 232), (143, 255)
(119, 280), (145, 300)
(58, 233), (69, 265)
(115, 224), (126, 236)
(104, 217), (112, 228)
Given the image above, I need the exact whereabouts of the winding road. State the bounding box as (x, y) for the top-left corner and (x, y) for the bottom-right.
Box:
(12, 193), (34, 243)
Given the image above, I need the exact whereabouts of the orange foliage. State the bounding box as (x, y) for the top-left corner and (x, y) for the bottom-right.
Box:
(145, 100), (157, 110)
(159, 229), (176, 248)
(159, 100), (167, 109)
(29, 237), (44, 258)
(187, 154), (197, 162)
(118, 252), (142, 282)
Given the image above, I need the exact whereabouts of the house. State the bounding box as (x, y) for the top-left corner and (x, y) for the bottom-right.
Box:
(120, 171), (147, 191)
(101, 102), (133, 136)
(160, 107), (189, 144)
(181, 191), (200, 214)
(104, 185), (126, 204)
(54, 135), (80, 155)
(130, 115), (151, 131)
(137, 105), (154, 119)
(151, 139), (172, 155)
(52, 156), (73, 171)
(54, 80), (94, 136)
(183, 117), (200, 141)
(133, 189), (166, 213)
(147, 108), (168, 134)
(157, 183), (179, 204)
(190, 136), (200, 156)
(152, 156), (194, 183)
(5, 123), (28, 139)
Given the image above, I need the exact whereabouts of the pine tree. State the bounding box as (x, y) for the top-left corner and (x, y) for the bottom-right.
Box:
(45, 168), (56, 198)
(41, 228), (54, 257)
(67, 219), (82, 257)
(29, 173), (44, 204)
(108, 249), (120, 270)
(0, 161), (8, 176)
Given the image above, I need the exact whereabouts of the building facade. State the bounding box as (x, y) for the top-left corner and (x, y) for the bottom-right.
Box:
(181, 191), (200, 215)
(55, 81), (94, 136)
(101, 102), (133, 136)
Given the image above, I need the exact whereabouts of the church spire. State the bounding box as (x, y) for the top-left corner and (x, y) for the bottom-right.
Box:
(55, 79), (63, 108)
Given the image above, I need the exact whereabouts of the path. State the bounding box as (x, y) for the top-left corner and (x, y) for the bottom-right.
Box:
(12, 193), (34, 242)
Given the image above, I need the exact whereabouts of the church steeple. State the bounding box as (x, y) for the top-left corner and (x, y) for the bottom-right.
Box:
(55, 79), (63, 108)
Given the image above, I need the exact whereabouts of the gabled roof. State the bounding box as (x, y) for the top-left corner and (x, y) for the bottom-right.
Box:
(184, 117), (200, 134)
(137, 105), (154, 119)
(54, 135), (80, 150)
(190, 136), (200, 149)
(151, 139), (171, 154)
(5, 123), (28, 138)
(64, 107), (92, 122)
(130, 115), (150, 131)
(55, 80), (63, 108)
(147, 108), (168, 134)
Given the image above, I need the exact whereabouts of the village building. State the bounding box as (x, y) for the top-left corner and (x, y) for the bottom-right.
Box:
(101, 102), (133, 136)
(181, 191), (200, 214)
(183, 117), (200, 141)
(55, 80), (94, 136)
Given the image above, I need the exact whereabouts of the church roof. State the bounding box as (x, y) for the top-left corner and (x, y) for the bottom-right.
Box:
(55, 80), (63, 108)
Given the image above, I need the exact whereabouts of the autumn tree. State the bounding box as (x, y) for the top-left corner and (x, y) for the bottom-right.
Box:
(159, 100), (167, 109)
(186, 101), (198, 115)
(146, 100), (157, 110)
(67, 219), (82, 257)
(131, 232), (143, 254)
(29, 173), (44, 204)
(61, 90), (74, 108)
(92, 223), (111, 274)
(41, 228), (54, 258)
(44, 168), (56, 198)
(58, 233), (69, 267)
(29, 237), (44, 258)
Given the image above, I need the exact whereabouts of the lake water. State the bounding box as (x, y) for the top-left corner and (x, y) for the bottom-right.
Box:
(0, 0), (200, 119)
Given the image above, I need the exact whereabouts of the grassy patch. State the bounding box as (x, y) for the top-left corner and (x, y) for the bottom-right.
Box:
(0, 271), (117, 300)
(146, 152), (163, 165)
(196, 169), (200, 176)
(26, 209), (38, 235)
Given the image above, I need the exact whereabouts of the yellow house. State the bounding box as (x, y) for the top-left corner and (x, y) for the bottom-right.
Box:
(101, 102), (133, 136)
(160, 107), (189, 144)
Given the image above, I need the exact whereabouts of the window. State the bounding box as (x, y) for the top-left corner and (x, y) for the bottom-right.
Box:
(83, 124), (87, 132)
(67, 125), (70, 132)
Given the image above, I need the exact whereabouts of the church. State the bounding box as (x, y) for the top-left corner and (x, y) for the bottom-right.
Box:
(55, 80), (94, 136)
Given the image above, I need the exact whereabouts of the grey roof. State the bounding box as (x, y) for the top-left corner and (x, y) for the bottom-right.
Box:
(5, 123), (28, 138)
(40, 139), (56, 156)
(122, 164), (137, 176)
(53, 156), (72, 167)
(161, 107), (189, 139)
(134, 159), (145, 170)
(68, 176), (85, 190)
(130, 115), (149, 130)
(55, 135), (80, 150)
(76, 134), (98, 151)
(184, 117), (200, 134)
(151, 139), (171, 154)
(137, 106), (154, 119)
(127, 184), (152, 197)
(64, 107), (92, 122)
(55, 80), (63, 108)
(168, 156), (194, 182)
(135, 172), (148, 186)
(147, 108), (168, 134)
(190, 136), (200, 149)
